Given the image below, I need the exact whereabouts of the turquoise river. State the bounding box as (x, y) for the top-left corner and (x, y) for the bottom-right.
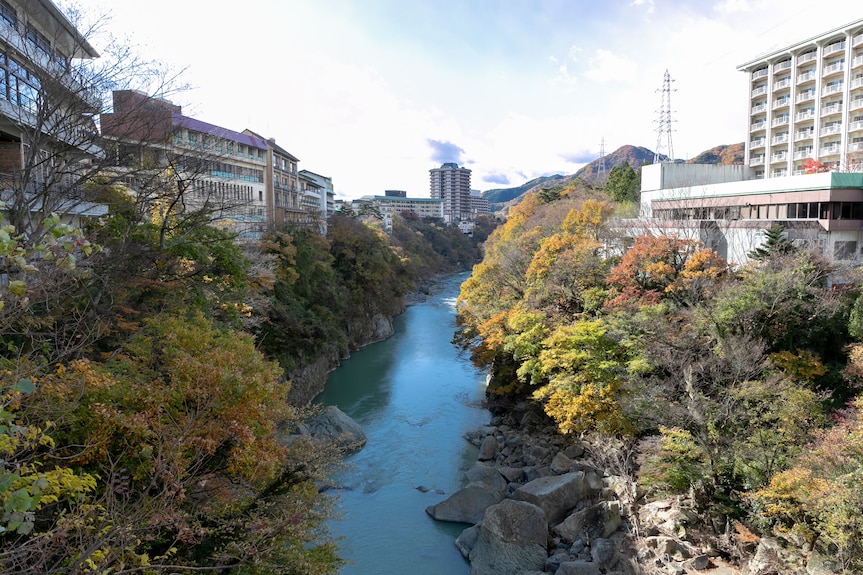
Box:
(315, 272), (490, 574)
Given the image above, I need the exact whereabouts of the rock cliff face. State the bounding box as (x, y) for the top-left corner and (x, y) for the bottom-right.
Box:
(286, 311), (396, 405)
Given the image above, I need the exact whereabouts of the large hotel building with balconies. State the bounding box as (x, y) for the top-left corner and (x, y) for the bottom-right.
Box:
(740, 20), (863, 177)
(639, 17), (863, 267)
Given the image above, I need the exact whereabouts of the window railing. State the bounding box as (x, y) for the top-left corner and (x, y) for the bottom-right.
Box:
(850, 120), (863, 131)
(799, 52), (817, 64)
(797, 70), (817, 83)
(752, 85), (768, 97)
(752, 68), (769, 80)
(772, 134), (789, 144)
(821, 124), (843, 136)
(750, 138), (766, 148)
(751, 121), (767, 131)
(820, 143), (842, 154)
(823, 83), (844, 96)
(852, 76), (863, 89)
(822, 103), (843, 115)
(796, 91), (816, 103)
(854, 34), (863, 47)
(750, 156), (765, 166)
(854, 54), (863, 67)
(795, 130), (814, 140)
(772, 116), (790, 127)
(850, 141), (863, 152)
(775, 60), (792, 71)
(824, 41), (846, 55)
(852, 99), (863, 110)
(823, 62), (845, 76)
(773, 97), (790, 107)
(751, 103), (767, 114)
(771, 152), (788, 162)
(793, 149), (813, 160)
(774, 77), (791, 90)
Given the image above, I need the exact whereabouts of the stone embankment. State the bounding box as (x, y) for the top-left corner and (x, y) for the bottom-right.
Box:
(424, 403), (753, 575)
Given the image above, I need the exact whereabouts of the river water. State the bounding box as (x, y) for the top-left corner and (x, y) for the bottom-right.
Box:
(315, 272), (490, 574)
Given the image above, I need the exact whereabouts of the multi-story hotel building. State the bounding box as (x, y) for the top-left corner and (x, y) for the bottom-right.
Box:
(640, 18), (863, 266)
(101, 90), (270, 240)
(0, 0), (105, 234)
(739, 18), (863, 177)
(430, 162), (472, 224)
(243, 130), (308, 231)
(356, 190), (445, 231)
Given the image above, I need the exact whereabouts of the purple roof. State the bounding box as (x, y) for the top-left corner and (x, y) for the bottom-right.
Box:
(172, 114), (268, 150)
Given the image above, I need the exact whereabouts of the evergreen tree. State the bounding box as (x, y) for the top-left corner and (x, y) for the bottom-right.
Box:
(747, 224), (796, 260)
(605, 164), (640, 203)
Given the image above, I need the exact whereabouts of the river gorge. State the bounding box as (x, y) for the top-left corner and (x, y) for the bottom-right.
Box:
(315, 272), (488, 574)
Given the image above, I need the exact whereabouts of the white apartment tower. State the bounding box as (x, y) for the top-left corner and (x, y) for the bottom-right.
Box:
(738, 18), (863, 178)
(430, 162), (471, 224)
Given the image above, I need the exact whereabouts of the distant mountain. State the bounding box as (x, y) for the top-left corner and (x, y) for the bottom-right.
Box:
(481, 143), (745, 209)
(574, 144), (659, 186)
(483, 175), (568, 204)
(687, 143), (745, 165)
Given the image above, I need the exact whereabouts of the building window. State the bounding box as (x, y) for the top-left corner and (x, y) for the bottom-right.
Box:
(0, 1), (15, 28)
(835, 241), (858, 260)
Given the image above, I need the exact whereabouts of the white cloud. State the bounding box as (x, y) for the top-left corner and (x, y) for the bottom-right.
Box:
(713, 0), (752, 14)
(583, 49), (638, 84)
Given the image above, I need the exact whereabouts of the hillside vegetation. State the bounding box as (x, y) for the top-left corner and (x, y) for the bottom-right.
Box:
(456, 181), (863, 572)
(0, 189), (491, 574)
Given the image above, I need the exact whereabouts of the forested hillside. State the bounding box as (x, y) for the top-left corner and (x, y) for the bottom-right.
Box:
(0, 189), (491, 574)
(456, 181), (863, 572)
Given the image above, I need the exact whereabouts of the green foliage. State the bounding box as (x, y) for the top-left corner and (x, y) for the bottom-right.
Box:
(604, 163), (640, 203)
(747, 224), (796, 261)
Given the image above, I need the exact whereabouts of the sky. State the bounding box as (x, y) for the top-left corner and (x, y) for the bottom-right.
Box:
(65, 0), (861, 200)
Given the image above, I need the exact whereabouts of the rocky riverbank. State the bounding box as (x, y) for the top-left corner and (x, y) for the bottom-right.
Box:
(423, 401), (760, 575)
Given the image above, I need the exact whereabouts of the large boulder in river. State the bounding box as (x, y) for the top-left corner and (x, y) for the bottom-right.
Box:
(426, 485), (504, 524)
(513, 471), (598, 525)
(426, 464), (508, 524)
(300, 406), (367, 450)
(468, 499), (548, 575)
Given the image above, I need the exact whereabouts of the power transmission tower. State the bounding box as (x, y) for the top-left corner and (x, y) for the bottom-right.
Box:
(597, 137), (607, 180)
(654, 69), (675, 164)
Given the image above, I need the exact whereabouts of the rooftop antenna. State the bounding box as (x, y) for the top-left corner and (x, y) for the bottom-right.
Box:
(654, 69), (675, 164)
(597, 137), (607, 180)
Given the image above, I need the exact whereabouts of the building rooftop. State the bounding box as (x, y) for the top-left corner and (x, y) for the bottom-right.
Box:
(173, 114), (268, 150)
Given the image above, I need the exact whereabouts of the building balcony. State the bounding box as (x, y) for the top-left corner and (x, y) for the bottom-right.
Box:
(824, 41), (846, 56)
(795, 130), (815, 141)
(796, 91), (816, 103)
(852, 98), (863, 111)
(772, 116), (790, 127)
(799, 51), (817, 64)
(751, 102), (768, 114)
(774, 77), (792, 90)
(774, 97), (791, 108)
(822, 102), (843, 115)
(750, 155), (766, 166)
(850, 120), (863, 132)
(752, 68), (769, 80)
(752, 85), (768, 97)
(771, 168), (788, 177)
(793, 149), (814, 160)
(797, 70), (817, 83)
(775, 60), (792, 72)
(821, 124), (843, 136)
(751, 121), (767, 131)
(852, 76), (863, 89)
(772, 133), (789, 145)
(820, 143), (842, 155)
(795, 109), (815, 121)
(750, 138), (766, 148)
(855, 33), (863, 47)
(823, 62), (846, 77)
(823, 83), (844, 96)
(854, 54), (863, 68)
(771, 152), (788, 163)
(850, 141), (863, 152)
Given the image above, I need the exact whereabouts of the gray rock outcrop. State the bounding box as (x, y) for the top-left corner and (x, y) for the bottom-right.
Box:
(468, 499), (548, 575)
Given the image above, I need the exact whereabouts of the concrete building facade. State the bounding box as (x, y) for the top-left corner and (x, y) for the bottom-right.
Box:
(642, 18), (863, 267)
(738, 18), (863, 178)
